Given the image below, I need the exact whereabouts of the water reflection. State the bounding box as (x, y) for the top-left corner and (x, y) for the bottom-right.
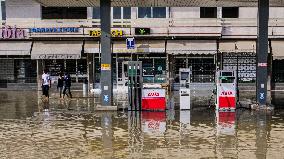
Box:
(216, 111), (236, 136)
(0, 91), (284, 158)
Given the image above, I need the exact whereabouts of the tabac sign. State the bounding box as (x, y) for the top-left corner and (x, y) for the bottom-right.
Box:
(0, 26), (27, 39)
(89, 29), (124, 37)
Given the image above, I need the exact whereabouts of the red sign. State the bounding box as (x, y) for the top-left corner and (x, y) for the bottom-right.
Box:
(219, 97), (236, 108)
(258, 63), (267, 67)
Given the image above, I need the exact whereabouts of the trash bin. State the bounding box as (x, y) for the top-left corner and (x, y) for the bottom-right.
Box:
(83, 78), (88, 96)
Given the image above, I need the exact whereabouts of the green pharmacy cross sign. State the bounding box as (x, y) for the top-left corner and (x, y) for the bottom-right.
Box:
(135, 28), (150, 35)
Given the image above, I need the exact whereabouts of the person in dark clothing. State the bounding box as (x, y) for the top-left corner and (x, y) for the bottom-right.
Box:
(57, 73), (64, 98)
(63, 72), (72, 98)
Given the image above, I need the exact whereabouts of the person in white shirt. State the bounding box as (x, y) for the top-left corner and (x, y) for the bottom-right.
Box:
(42, 69), (51, 100)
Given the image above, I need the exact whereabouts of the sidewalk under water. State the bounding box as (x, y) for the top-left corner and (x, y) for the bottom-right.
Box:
(0, 91), (283, 159)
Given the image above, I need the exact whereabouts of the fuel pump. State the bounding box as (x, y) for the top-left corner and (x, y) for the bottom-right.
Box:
(121, 61), (129, 87)
(215, 70), (237, 111)
(127, 61), (143, 111)
(179, 68), (191, 110)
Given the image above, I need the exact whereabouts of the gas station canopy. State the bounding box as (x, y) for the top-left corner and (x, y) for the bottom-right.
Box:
(35, 0), (284, 7)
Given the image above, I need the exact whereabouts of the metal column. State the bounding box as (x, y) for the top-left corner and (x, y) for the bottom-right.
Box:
(100, 0), (113, 106)
(37, 60), (43, 91)
(256, 0), (269, 106)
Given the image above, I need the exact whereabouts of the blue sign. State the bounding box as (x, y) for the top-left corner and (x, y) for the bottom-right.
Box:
(126, 38), (135, 49)
(29, 27), (79, 33)
(103, 95), (109, 102)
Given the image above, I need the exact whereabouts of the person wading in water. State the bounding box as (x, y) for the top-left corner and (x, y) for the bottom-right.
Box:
(63, 72), (72, 99)
(42, 69), (51, 102)
(57, 72), (64, 99)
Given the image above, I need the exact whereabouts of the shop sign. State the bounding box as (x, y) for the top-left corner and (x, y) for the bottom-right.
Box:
(258, 63), (267, 67)
(29, 27), (79, 33)
(32, 54), (81, 59)
(135, 28), (150, 35)
(101, 64), (111, 70)
(113, 48), (149, 53)
(0, 25), (27, 39)
(89, 30), (124, 37)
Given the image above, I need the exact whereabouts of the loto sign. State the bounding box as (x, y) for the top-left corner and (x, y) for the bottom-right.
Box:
(1, 25), (27, 39)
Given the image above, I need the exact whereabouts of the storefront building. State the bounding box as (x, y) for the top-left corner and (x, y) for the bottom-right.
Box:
(1, 0), (284, 91)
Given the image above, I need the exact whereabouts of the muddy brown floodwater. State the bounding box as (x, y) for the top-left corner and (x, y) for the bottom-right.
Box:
(0, 91), (283, 159)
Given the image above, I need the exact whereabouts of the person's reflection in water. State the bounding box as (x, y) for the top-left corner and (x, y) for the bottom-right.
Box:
(43, 101), (49, 111)
(63, 99), (72, 110)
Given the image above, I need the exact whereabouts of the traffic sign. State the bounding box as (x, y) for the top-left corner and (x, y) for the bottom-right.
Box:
(126, 37), (135, 49)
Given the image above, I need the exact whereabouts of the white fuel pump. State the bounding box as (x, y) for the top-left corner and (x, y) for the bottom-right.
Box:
(216, 70), (237, 111)
(179, 68), (191, 110)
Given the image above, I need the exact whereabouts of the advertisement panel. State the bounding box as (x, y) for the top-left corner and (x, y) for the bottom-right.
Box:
(142, 88), (166, 110)
(217, 83), (236, 109)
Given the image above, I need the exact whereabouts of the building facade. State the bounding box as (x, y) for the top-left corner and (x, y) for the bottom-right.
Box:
(0, 0), (284, 90)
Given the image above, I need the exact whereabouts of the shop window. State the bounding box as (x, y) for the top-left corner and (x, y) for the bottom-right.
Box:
(113, 7), (121, 19)
(138, 7), (151, 18)
(112, 7), (131, 19)
(42, 7), (87, 19)
(222, 7), (239, 18)
(173, 55), (216, 83)
(123, 7), (131, 19)
(273, 60), (284, 83)
(138, 7), (166, 18)
(1, 1), (6, 20)
(200, 7), (217, 18)
(222, 52), (256, 83)
(93, 7), (100, 19)
(153, 7), (166, 18)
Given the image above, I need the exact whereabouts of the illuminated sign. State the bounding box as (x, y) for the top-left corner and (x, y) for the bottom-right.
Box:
(89, 30), (124, 37)
(1, 25), (27, 39)
(29, 27), (79, 33)
(135, 28), (150, 35)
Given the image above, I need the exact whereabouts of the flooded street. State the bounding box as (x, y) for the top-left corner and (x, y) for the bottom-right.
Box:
(0, 91), (284, 159)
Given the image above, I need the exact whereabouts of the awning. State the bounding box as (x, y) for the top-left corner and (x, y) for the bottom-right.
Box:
(113, 40), (165, 53)
(35, 0), (283, 7)
(84, 41), (100, 53)
(219, 41), (256, 53)
(31, 41), (83, 59)
(272, 41), (284, 60)
(167, 40), (217, 55)
(0, 41), (32, 56)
